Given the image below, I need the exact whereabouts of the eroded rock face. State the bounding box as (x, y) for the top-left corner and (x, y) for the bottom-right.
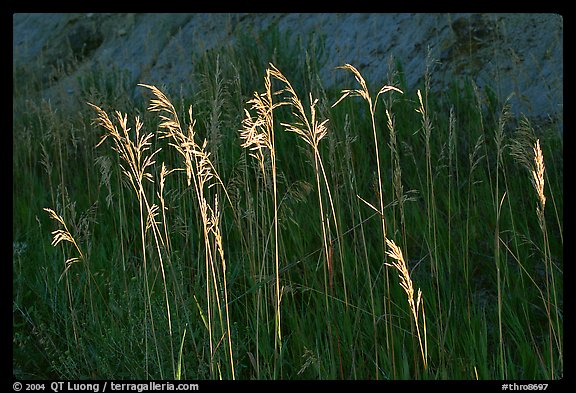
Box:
(13, 13), (562, 132)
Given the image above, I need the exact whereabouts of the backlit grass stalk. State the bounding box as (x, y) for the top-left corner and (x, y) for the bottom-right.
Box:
(271, 66), (331, 295)
(90, 104), (169, 377)
(43, 207), (84, 344)
(385, 238), (428, 372)
(532, 139), (561, 378)
(197, 155), (235, 379)
(332, 63), (403, 378)
(506, 119), (562, 378)
(271, 64), (345, 376)
(239, 67), (285, 376)
(208, 195), (235, 379)
(140, 84), (235, 379)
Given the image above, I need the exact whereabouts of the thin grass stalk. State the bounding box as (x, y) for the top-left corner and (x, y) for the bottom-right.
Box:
(508, 121), (559, 377)
(139, 187), (162, 378)
(254, 157), (265, 378)
(157, 163), (189, 343)
(253, 156), (273, 378)
(416, 87), (443, 368)
(317, 156), (347, 300)
(206, 196), (235, 379)
(186, 137), (225, 378)
(494, 102), (508, 379)
(465, 134), (485, 323)
(471, 81), (495, 202)
(386, 109), (407, 251)
(496, 101), (541, 379)
(43, 208), (83, 344)
(273, 64), (352, 375)
(332, 63), (402, 378)
(42, 148), (83, 346)
(239, 66), (286, 376)
(385, 238), (428, 372)
(532, 139), (560, 378)
(201, 198), (224, 378)
(272, 65), (335, 338)
(209, 194), (236, 379)
(239, 149), (263, 378)
(90, 104), (176, 377)
(447, 107), (455, 277)
(495, 191), (507, 380)
(278, 81), (339, 372)
(40, 144), (56, 213)
(343, 115), (380, 378)
(144, 198), (176, 376)
(269, 92), (281, 378)
(387, 106), (420, 373)
(138, 84), (236, 377)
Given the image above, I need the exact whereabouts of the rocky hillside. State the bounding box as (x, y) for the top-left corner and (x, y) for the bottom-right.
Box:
(13, 13), (563, 132)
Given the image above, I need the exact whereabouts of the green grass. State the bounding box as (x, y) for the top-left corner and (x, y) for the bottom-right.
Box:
(13, 27), (562, 380)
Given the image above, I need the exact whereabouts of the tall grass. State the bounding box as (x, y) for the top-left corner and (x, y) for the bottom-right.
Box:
(239, 66), (285, 377)
(89, 103), (173, 377)
(14, 33), (562, 380)
(385, 237), (427, 372)
(332, 63), (403, 378)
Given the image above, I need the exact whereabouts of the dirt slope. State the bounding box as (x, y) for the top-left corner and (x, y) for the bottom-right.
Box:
(13, 13), (562, 130)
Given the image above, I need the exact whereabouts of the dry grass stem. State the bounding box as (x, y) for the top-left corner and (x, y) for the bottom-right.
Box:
(44, 208), (85, 281)
(385, 238), (428, 371)
(532, 139), (546, 212)
(333, 63), (404, 378)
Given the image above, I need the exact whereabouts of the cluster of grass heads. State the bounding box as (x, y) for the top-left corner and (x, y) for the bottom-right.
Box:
(13, 28), (562, 380)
